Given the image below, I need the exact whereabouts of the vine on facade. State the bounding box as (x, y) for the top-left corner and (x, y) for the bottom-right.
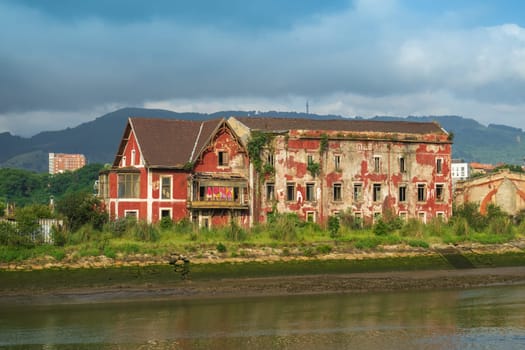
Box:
(247, 131), (274, 175)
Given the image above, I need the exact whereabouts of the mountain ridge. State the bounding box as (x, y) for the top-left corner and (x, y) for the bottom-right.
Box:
(1, 108), (524, 172)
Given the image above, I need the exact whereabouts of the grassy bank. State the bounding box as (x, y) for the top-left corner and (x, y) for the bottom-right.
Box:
(2, 251), (525, 295)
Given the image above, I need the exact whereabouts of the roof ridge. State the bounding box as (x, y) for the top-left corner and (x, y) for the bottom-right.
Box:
(189, 122), (205, 163)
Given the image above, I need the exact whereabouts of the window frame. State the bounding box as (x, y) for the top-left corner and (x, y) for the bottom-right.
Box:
(218, 150), (229, 167)
(353, 183), (363, 202)
(118, 173), (140, 198)
(417, 183), (426, 202)
(398, 184), (407, 202)
(373, 155), (381, 173)
(266, 182), (275, 201)
(435, 183), (445, 202)
(286, 183), (295, 201)
(333, 183), (342, 202)
(306, 182), (316, 202)
(160, 176), (172, 200)
(373, 183), (382, 202)
(436, 158), (443, 174)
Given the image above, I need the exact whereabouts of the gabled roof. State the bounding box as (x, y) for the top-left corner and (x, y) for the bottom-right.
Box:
(233, 117), (446, 135)
(113, 117), (224, 168)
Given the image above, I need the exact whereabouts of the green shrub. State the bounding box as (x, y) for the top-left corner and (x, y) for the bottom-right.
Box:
(373, 219), (390, 236)
(225, 220), (247, 241)
(316, 244), (332, 254)
(269, 213), (298, 241)
(400, 219), (425, 237)
(328, 216), (340, 239)
(354, 236), (381, 249)
(216, 242), (227, 253)
(488, 216), (513, 235)
(451, 216), (470, 236)
(405, 239), (429, 248)
(133, 221), (160, 242)
(51, 225), (67, 247)
(159, 216), (173, 230)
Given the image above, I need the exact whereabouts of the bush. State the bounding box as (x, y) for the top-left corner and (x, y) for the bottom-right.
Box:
(316, 244), (332, 254)
(133, 221), (160, 242)
(488, 216), (513, 235)
(269, 213), (298, 241)
(225, 220), (247, 241)
(400, 219), (425, 237)
(451, 216), (470, 236)
(216, 242), (227, 253)
(328, 216), (340, 239)
(373, 219), (390, 236)
(159, 216), (173, 230)
(51, 225), (67, 247)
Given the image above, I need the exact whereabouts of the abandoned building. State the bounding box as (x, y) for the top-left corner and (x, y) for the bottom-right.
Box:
(454, 169), (525, 216)
(98, 116), (453, 228)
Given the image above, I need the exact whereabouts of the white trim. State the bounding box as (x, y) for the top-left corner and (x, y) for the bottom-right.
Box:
(306, 211), (316, 223)
(124, 209), (139, 218)
(147, 170), (153, 223)
(189, 122), (204, 162)
(159, 207), (173, 220)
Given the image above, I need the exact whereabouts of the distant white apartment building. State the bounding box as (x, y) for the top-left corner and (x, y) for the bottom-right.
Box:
(49, 153), (86, 174)
(451, 160), (469, 182)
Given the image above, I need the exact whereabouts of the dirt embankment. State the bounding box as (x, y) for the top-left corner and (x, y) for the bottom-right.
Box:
(2, 240), (525, 271)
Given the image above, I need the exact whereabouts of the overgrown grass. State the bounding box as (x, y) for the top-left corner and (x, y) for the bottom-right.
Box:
(1, 207), (524, 263)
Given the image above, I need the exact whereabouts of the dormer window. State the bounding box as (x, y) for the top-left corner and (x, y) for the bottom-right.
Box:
(121, 156), (127, 167)
(131, 149), (136, 166)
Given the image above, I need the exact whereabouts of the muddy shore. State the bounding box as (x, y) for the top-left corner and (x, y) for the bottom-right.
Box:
(2, 265), (525, 306)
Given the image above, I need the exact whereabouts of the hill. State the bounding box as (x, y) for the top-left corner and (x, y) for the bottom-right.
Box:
(1, 108), (524, 172)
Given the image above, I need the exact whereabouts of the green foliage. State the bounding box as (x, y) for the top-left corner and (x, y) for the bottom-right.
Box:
(488, 216), (513, 235)
(307, 161), (321, 178)
(14, 204), (53, 242)
(405, 239), (429, 248)
(247, 131), (273, 174)
(268, 213), (298, 241)
(400, 219), (425, 237)
(453, 203), (487, 232)
(216, 242), (227, 253)
(132, 221), (160, 242)
(0, 164), (104, 207)
(55, 192), (108, 232)
(316, 244), (332, 254)
(319, 133), (329, 154)
(225, 220), (247, 242)
(373, 219), (390, 236)
(328, 216), (340, 239)
(159, 216), (173, 230)
(51, 225), (67, 247)
(493, 164), (524, 173)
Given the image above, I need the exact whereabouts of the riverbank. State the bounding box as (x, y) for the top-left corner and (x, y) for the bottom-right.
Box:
(1, 240), (525, 304)
(2, 266), (525, 306)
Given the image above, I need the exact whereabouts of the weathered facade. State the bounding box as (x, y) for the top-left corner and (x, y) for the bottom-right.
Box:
(100, 116), (452, 227)
(454, 169), (525, 215)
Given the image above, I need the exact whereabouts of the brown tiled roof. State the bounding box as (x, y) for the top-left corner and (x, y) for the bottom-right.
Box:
(114, 117), (223, 168)
(234, 117), (446, 134)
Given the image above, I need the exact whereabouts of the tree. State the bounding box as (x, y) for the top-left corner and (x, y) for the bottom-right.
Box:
(55, 192), (107, 232)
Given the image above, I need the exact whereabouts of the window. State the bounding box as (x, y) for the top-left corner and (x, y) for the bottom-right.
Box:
(286, 183), (295, 201)
(436, 158), (443, 174)
(160, 209), (171, 219)
(267, 153), (274, 166)
(161, 176), (171, 199)
(121, 156), (127, 167)
(373, 183), (381, 202)
(306, 183), (315, 201)
(399, 156), (406, 173)
(131, 149), (136, 166)
(436, 184), (444, 201)
(307, 154), (314, 165)
(436, 212), (445, 221)
(98, 174), (109, 198)
(399, 185), (406, 202)
(124, 210), (138, 219)
(417, 184), (426, 202)
(353, 183), (363, 202)
(333, 183), (342, 201)
(118, 173), (140, 198)
(373, 212), (381, 223)
(218, 151), (229, 166)
(399, 211), (408, 221)
(306, 211), (316, 223)
(373, 156), (381, 172)
(334, 155), (341, 171)
(266, 182), (275, 201)
(418, 211), (426, 223)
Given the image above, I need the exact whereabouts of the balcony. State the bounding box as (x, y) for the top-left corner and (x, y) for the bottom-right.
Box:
(187, 173), (249, 210)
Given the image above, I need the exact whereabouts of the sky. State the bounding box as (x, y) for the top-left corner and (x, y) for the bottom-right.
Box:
(1, 0), (525, 137)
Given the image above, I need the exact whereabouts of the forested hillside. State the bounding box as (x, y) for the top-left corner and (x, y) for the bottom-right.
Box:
(1, 107), (525, 172)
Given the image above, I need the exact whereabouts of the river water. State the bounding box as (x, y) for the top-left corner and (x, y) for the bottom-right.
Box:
(0, 284), (524, 350)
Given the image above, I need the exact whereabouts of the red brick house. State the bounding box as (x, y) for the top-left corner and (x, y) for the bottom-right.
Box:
(99, 116), (452, 227)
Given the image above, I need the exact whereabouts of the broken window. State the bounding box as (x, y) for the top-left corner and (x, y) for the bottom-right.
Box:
(398, 185), (406, 202)
(353, 183), (363, 202)
(373, 183), (381, 202)
(417, 184), (426, 202)
(161, 176), (171, 199)
(286, 183), (295, 201)
(334, 155), (341, 171)
(333, 183), (342, 201)
(373, 156), (381, 172)
(266, 182), (275, 201)
(306, 183), (315, 201)
(436, 158), (443, 174)
(218, 151), (229, 166)
(399, 156), (406, 173)
(436, 184), (444, 201)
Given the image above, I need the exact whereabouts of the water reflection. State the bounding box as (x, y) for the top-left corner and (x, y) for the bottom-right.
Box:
(0, 285), (524, 349)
